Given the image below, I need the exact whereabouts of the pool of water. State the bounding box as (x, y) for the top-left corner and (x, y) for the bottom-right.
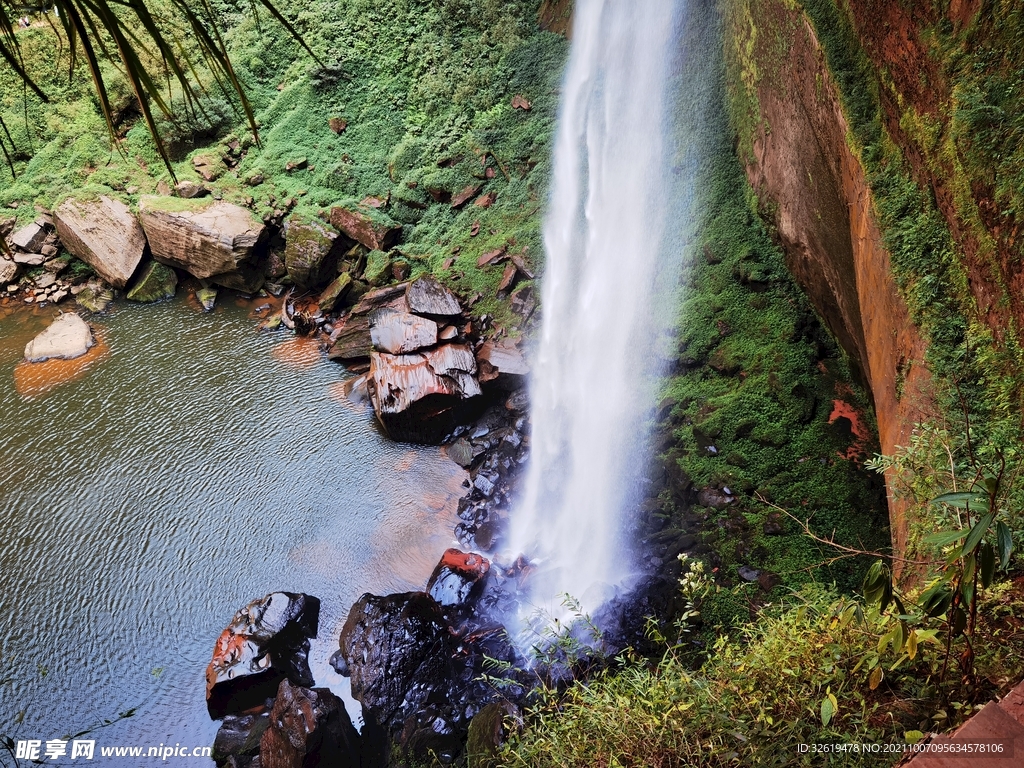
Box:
(0, 295), (465, 762)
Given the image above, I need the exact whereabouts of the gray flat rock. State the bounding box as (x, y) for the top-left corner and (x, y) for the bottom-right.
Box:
(24, 313), (95, 362)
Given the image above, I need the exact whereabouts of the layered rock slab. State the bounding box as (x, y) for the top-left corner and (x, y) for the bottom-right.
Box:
(368, 344), (482, 443)
(53, 196), (146, 288)
(138, 197), (267, 292)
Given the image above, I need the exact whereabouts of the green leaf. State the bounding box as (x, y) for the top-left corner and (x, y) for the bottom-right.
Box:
(997, 521), (1013, 570)
(923, 529), (968, 547)
(980, 542), (996, 588)
(961, 512), (994, 557)
(920, 584), (953, 618)
(862, 560), (891, 607)
(905, 730), (925, 744)
(932, 491), (987, 506)
(820, 693), (838, 726)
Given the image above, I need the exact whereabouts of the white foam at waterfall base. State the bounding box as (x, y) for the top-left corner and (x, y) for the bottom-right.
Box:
(508, 0), (689, 631)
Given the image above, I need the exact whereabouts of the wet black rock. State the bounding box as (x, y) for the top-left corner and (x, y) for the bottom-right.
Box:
(334, 591), (455, 728)
(426, 549), (490, 608)
(206, 592), (320, 720)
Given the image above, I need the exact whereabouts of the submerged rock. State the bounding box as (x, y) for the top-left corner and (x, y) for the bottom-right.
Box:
(75, 282), (114, 313)
(53, 196), (146, 288)
(24, 313), (94, 362)
(126, 261), (178, 303)
(259, 680), (361, 768)
(206, 592), (320, 720)
(139, 197), (267, 292)
(197, 286), (218, 312)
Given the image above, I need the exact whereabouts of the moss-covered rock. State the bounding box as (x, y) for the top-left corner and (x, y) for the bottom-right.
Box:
(127, 261), (178, 303)
(283, 216), (343, 290)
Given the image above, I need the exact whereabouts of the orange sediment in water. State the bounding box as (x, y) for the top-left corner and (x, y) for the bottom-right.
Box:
(271, 336), (321, 370)
(13, 331), (110, 398)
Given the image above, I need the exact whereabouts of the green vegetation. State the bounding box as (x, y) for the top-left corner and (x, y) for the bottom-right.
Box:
(502, 579), (1024, 767)
(1, 0), (565, 325)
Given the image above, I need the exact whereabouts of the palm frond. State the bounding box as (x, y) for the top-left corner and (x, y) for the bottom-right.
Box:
(0, 0), (317, 180)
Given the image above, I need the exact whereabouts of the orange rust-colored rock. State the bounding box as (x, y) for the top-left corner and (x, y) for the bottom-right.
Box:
(732, 1), (936, 562)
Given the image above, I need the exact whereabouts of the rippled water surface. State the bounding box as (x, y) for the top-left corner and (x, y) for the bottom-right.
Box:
(0, 297), (464, 761)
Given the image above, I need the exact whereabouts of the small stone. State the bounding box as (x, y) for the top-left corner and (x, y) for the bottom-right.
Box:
(13, 252), (46, 266)
(473, 192), (497, 208)
(285, 157), (308, 172)
(511, 94), (532, 111)
(451, 185), (482, 210)
(40, 244), (59, 258)
(448, 438), (474, 468)
(174, 180), (209, 199)
(10, 222), (46, 252)
(196, 286), (217, 312)
(34, 272), (56, 289)
(328, 117), (348, 134)
(738, 565), (761, 582)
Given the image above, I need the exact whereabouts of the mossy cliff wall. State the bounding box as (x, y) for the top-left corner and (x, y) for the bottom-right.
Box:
(724, 0), (934, 557)
(726, 0), (1024, 561)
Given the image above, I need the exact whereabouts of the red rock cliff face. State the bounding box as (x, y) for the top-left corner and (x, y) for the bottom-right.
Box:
(728, 0), (935, 558)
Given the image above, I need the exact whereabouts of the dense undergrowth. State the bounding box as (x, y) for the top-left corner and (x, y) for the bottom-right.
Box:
(0, 0), (566, 325)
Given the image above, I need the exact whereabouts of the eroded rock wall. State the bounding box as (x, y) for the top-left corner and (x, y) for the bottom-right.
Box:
(727, 0), (935, 556)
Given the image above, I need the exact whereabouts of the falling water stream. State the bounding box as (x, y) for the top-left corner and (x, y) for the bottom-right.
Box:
(510, 0), (691, 618)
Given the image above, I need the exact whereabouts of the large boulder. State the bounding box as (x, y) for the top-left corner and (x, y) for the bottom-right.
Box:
(126, 261), (177, 303)
(334, 592), (454, 729)
(369, 308), (437, 354)
(259, 680), (360, 768)
(283, 217), (344, 289)
(406, 275), (462, 317)
(53, 196), (146, 288)
(368, 344), (482, 443)
(24, 313), (94, 362)
(138, 197), (267, 292)
(329, 205), (401, 251)
(206, 592), (320, 720)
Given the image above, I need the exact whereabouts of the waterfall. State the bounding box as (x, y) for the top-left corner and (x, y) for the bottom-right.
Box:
(509, 0), (687, 619)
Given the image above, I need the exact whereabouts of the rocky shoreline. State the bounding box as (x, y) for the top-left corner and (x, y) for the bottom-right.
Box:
(4, 189), (705, 767)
